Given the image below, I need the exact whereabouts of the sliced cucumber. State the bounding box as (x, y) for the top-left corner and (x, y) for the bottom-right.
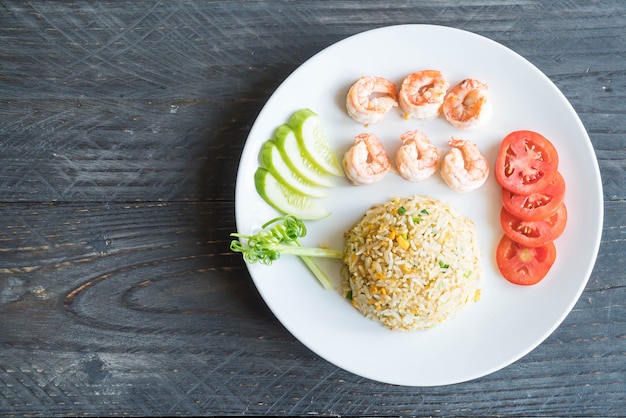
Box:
(274, 124), (335, 188)
(254, 167), (331, 220)
(289, 108), (344, 177)
(260, 139), (328, 198)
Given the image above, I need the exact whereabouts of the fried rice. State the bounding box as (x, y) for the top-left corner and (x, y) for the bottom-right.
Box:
(342, 195), (482, 331)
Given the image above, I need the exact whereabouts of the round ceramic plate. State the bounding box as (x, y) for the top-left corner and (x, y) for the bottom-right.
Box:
(234, 25), (603, 386)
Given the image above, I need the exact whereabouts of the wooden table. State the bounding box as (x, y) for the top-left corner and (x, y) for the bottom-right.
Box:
(1, 1), (624, 416)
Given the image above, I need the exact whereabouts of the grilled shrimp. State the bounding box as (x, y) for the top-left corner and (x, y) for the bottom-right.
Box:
(395, 129), (440, 182)
(442, 78), (492, 130)
(346, 76), (398, 125)
(343, 132), (391, 185)
(398, 70), (449, 120)
(440, 138), (489, 192)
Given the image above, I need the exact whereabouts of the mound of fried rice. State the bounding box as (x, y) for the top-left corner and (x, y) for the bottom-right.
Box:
(342, 195), (482, 331)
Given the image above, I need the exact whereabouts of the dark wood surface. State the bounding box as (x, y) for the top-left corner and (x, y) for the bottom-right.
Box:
(1, 1), (624, 416)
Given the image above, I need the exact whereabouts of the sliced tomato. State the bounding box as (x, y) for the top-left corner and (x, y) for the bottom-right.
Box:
(496, 235), (557, 285)
(500, 204), (567, 247)
(501, 171), (566, 221)
(495, 130), (559, 194)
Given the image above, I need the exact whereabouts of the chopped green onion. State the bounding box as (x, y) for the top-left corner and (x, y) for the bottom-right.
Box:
(439, 260), (449, 269)
(397, 206), (407, 215)
(421, 209), (429, 215)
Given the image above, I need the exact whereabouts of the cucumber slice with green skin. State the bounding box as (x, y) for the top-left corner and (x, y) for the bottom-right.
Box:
(274, 124), (335, 188)
(260, 139), (328, 198)
(289, 108), (344, 177)
(254, 167), (331, 220)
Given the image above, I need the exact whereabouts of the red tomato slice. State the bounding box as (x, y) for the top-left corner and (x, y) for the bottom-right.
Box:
(501, 171), (566, 221)
(495, 130), (559, 194)
(500, 204), (567, 247)
(496, 235), (557, 285)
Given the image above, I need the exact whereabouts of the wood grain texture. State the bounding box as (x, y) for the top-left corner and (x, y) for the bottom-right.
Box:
(1, 0), (625, 416)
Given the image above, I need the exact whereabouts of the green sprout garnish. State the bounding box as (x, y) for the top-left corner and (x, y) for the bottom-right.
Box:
(230, 215), (343, 289)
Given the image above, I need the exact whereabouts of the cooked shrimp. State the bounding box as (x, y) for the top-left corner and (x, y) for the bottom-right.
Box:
(395, 129), (440, 182)
(440, 138), (489, 192)
(346, 76), (398, 125)
(343, 132), (391, 185)
(399, 70), (449, 120)
(442, 78), (492, 130)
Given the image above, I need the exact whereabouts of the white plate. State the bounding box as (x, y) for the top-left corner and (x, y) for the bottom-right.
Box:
(234, 25), (603, 386)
